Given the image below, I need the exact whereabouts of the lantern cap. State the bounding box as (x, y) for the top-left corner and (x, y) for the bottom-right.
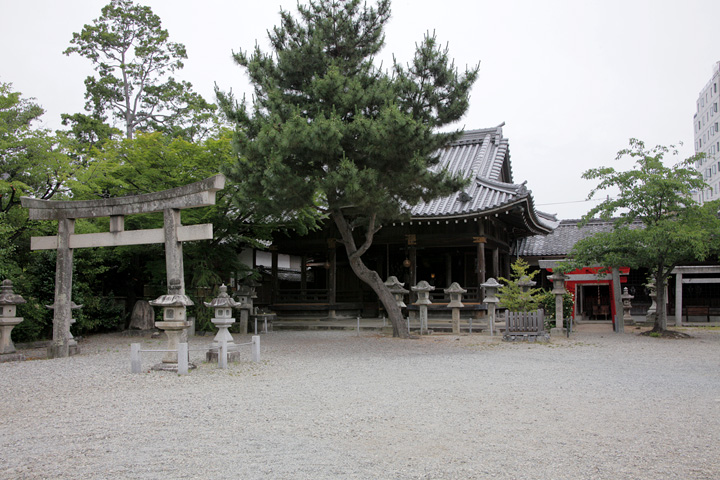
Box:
(444, 282), (467, 294)
(384, 276), (408, 294)
(150, 278), (194, 307)
(0, 280), (26, 305)
(204, 284), (240, 308)
(480, 278), (501, 289)
(411, 280), (435, 293)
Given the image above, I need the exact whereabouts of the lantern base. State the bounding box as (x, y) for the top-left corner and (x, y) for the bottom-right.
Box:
(0, 352), (25, 363)
(206, 348), (242, 363)
(47, 341), (80, 358)
(151, 362), (197, 372)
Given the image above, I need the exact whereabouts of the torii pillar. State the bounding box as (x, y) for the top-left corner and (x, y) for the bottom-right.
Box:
(22, 174), (226, 358)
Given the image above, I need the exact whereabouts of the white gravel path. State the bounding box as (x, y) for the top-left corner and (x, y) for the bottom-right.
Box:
(1, 325), (719, 479)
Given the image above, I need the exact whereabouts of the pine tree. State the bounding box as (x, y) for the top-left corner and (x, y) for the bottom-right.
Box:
(218, 0), (479, 337)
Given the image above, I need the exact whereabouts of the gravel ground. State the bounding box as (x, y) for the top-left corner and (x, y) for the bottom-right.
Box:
(1, 325), (719, 480)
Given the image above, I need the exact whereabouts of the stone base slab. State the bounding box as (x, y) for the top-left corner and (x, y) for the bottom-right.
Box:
(206, 349), (242, 363)
(0, 353), (26, 363)
(151, 362), (197, 372)
(550, 327), (567, 336)
(47, 343), (80, 358)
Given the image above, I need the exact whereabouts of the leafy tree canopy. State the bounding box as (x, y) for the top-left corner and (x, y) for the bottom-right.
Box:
(64, 0), (216, 140)
(571, 138), (720, 331)
(218, 0), (479, 336)
(498, 258), (542, 312)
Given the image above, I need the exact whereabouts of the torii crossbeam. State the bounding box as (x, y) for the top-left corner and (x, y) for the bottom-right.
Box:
(21, 174), (226, 358)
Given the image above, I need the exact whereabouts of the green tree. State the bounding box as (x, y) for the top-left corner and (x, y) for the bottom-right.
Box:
(498, 259), (542, 312)
(571, 139), (720, 332)
(64, 0), (215, 140)
(218, 0), (478, 337)
(70, 130), (268, 293)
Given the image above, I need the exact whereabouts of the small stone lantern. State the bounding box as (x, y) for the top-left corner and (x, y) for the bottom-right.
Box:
(236, 284), (256, 334)
(445, 282), (466, 334)
(0, 280), (26, 361)
(645, 279), (657, 325)
(412, 280), (435, 334)
(204, 284), (241, 363)
(622, 287), (635, 325)
(518, 275), (537, 293)
(481, 278), (501, 336)
(384, 276), (409, 309)
(548, 271), (568, 332)
(150, 278), (194, 368)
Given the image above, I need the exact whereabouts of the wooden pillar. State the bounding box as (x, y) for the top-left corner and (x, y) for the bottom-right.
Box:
(409, 246), (417, 286)
(271, 246), (279, 305)
(476, 223), (486, 301)
(409, 245), (417, 302)
(328, 239), (337, 312)
(492, 248), (500, 279)
(163, 209), (185, 294)
(52, 217), (75, 358)
(445, 253), (452, 288)
(300, 255), (307, 295)
(675, 272), (683, 327)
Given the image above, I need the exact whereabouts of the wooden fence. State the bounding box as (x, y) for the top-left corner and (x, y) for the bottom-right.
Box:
(504, 309), (546, 340)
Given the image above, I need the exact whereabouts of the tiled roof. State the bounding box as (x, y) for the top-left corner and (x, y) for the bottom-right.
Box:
(410, 125), (557, 234)
(513, 219), (640, 257)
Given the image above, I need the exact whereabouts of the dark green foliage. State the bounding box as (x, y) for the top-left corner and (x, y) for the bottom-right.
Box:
(537, 290), (574, 329)
(218, 0), (478, 336)
(218, 0), (478, 227)
(64, 0), (216, 140)
(572, 139), (720, 331)
(497, 259), (543, 312)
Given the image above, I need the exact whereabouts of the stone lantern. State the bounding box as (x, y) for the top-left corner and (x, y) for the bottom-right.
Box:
(0, 280), (26, 361)
(481, 278), (501, 336)
(622, 287), (635, 325)
(518, 275), (537, 293)
(412, 280), (434, 334)
(384, 276), (409, 309)
(548, 271), (568, 333)
(445, 282), (466, 334)
(645, 279), (657, 326)
(150, 278), (194, 369)
(235, 283), (256, 334)
(45, 299), (82, 356)
(204, 284), (241, 363)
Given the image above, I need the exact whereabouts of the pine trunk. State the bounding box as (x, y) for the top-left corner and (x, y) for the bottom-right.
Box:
(331, 211), (408, 338)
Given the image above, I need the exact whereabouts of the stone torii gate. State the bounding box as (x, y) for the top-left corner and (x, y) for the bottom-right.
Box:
(21, 174), (226, 358)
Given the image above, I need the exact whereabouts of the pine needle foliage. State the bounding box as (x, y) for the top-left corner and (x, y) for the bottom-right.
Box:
(218, 0), (479, 337)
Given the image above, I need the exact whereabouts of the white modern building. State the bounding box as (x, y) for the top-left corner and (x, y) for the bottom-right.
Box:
(693, 61), (720, 203)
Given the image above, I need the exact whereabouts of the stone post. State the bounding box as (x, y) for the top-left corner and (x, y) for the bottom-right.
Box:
(45, 300), (82, 357)
(622, 287), (635, 325)
(205, 284), (241, 363)
(445, 282), (466, 334)
(52, 217), (76, 358)
(411, 280), (434, 335)
(548, 271), (568, 335)
(481, 278), (501, 337)
(0, 280), (27, 362)
(150, 278), (194, 371)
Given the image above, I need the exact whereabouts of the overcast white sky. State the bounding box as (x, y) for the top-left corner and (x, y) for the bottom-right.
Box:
(2, 0), (720, 219)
